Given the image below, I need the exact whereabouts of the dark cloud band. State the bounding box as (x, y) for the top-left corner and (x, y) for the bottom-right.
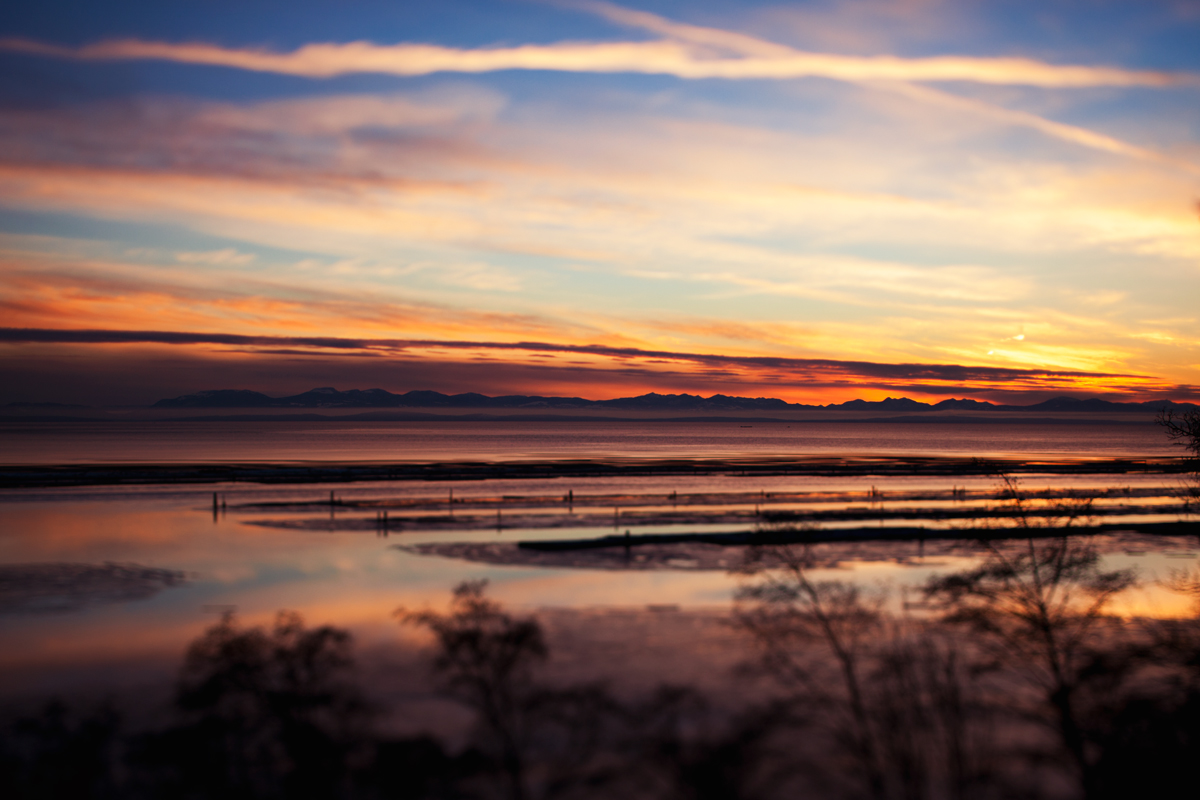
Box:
(0, 327), (1146, 385)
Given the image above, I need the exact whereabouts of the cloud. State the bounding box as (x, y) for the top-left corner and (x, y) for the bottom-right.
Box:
(669, 260), (1032, 305)
(437, 262), (523, 292)
(3, 325), (1185, 408)
(3, 27), (1197, 88)
(577, 2), (1200, 172)
(3, 99), (1194, 283)
(1, 10), (1196, 399)
(0, 326), (1153, 388)
(880, 82), (1200, 177)
(0, 250), (577, 347)
(4, 3), (1195, 178)
(175, 248), (256, 266)
(194, 86), (506, 136)
(0, 102), (1195, 389)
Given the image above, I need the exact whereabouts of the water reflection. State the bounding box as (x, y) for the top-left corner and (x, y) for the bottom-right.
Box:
(1, 462), (1198, 797)
(4, 567), (1200, 799)
(0, 563), (187, 614)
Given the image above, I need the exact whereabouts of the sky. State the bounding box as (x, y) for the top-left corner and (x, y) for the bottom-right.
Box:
(0, 0), (1197, 406)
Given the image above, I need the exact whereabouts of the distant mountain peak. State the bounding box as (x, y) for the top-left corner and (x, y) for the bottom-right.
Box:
(932, 398), (997, 410)
(832, 397), (931, 410)
(152, 389), (276, 409)
(147, 388), (1197, 413)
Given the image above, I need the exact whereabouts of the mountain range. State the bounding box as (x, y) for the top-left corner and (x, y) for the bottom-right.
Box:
(150, 387), (1196, 413)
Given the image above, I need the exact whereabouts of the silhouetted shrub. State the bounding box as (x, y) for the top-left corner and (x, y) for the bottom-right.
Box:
(138, 611), (372, 799)
(400, 580), (632, 800)
(736, 544), (1002, 800)
(0, 700), (121, 800)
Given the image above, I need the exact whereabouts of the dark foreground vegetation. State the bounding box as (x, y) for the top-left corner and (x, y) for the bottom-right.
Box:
(4, 534), (1200, 800)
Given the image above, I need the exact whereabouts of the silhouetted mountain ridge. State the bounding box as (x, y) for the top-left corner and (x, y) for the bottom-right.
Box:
(151, 388), (1198, 412)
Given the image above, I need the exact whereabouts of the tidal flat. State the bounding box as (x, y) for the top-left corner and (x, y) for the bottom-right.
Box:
(1, 420), (1198, 798)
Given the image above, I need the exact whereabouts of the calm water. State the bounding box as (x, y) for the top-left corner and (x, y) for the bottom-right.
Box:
(1, 419), (1198, 800)
(0, 418), (1177, 463)
(0, 420), (1194, 723)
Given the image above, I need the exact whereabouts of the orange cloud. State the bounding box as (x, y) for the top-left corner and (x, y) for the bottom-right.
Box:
(0, 326), (1180, 403)
(0, 257), (586, 345)
(0, 57), (1196, 397)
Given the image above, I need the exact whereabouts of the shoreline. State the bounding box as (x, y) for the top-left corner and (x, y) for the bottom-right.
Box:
(515, 521), (1200, 553)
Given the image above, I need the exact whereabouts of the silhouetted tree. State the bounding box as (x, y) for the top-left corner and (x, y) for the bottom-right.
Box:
(925, 533), (1136, 800)
(399, 581), (632, 800)
(399, 580), (548, 800)
(992, 473), (1095, 530)
(399, 581), (799, 800)
(142, 611), (372, 800)
(1079, 556), (1200, 800)
(735, 545), (997, 800)
(1157, 407), (1200, 509)
(736, 545), (887, 797)
(1156, 407), (1200, 459)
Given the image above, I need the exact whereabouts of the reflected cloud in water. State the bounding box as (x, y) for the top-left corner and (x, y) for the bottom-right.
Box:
(0, 562), (187, 614)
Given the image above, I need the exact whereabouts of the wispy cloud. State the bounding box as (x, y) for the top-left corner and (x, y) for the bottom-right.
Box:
(175, 248), (256, 266)
(577, 2), (1200, 173)
(3, 25), (1196, 87)
(881, 82), (1200, 176)
(4, 2), (1195, 180)
(0, 87), (1196, 389)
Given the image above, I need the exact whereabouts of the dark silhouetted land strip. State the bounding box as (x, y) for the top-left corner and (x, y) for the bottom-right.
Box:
(516, 522), (1200, 553)
(0, 455), (1192, 489)
(403, 527), (1200, 571)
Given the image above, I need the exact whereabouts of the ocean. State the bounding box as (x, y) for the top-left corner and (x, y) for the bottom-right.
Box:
(0, 417), (1180, 463)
